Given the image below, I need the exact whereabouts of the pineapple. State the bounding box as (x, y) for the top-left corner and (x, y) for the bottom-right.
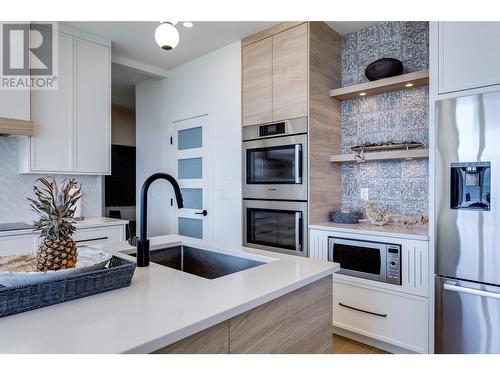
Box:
(28, 177), (83, 272)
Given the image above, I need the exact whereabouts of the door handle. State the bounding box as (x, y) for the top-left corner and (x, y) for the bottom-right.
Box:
(295, 212), (302, 251)
(294, 144), (302, 184)
(338, 302), (388, 318)
(76, 236), (108, 244)
(444, 282), (500, 300)
(195, 210), (208, 216)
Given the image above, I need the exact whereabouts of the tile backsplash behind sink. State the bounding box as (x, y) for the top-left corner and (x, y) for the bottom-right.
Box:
(0, 137), (103, 223)
(340, 21), (429, 217)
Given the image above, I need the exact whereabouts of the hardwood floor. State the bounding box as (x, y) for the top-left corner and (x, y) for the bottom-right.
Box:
(333, 334), (389, 354)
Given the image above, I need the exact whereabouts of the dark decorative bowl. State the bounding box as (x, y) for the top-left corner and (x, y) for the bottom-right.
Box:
(365, 58), (403, 81)
(329, 211), (363, 224)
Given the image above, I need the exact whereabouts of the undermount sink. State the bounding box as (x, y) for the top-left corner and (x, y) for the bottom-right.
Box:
(125, 245), (266, 279)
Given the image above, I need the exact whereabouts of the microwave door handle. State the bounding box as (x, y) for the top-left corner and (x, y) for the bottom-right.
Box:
(444, 282), (500, 300)
(294, 144), (302, 184)
(295, 212), (302, 252)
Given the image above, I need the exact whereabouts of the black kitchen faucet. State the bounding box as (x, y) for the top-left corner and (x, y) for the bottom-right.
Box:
(136, 173), (184, 267)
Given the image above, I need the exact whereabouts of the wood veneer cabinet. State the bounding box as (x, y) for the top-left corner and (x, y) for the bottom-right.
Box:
(272, 23), (308, 122)
(242, 22), (308, 126)
(242, 37), (273, 125)
(241, 22), (343, 224)
(153, 276), (333, 354)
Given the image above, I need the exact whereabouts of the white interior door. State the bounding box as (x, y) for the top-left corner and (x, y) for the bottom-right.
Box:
(171, 114), (213, 240)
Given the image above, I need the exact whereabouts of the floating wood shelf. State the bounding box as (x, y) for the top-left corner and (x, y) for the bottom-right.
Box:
(329, 149), (429, 163)
(0, 117), (34, 136)
(329, 70), (429, 100)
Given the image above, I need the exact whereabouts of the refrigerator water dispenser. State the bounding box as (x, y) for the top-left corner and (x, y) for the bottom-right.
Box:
(450, 162), (491, 211)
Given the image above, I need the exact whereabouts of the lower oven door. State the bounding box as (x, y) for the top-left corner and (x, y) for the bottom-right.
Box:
(328, 237), (386, 282)
(243, 200), (308, 257)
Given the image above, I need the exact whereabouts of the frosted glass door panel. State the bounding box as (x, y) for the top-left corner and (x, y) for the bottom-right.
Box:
(178, 126), (202, 150)
(178, 217), (203, 239)
(178, 157), (203, 179)
(181, 188), (203, 210)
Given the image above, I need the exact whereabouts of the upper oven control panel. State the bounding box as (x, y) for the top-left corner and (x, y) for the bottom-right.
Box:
(242, 117), (308, 141)
(259, 122), (285, 137)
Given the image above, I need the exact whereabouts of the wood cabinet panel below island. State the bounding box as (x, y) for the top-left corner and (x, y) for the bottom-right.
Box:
(153, 275), (333, 354)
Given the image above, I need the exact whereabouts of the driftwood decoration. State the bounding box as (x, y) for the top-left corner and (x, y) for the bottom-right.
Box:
(362, 200), (429, 226)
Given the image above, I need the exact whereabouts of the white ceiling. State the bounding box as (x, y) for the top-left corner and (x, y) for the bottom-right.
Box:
(66, 21), (381, 109)
(68, 21), (279, 72)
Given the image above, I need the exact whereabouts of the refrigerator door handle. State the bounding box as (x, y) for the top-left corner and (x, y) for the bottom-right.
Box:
(444, 281), (500, 300)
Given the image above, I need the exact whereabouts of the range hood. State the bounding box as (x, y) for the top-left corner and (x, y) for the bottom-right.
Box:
(0, 117), (34, 136)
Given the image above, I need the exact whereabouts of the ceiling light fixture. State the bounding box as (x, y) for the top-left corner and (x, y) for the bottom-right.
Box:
(359, 92), (366, 96)
(183, 22), (193, 28)
(405, 83), (414, 87)
(155, 22), (180, 51)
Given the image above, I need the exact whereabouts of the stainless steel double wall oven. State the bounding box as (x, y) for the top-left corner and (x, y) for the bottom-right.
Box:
(242, 117), (308, 257)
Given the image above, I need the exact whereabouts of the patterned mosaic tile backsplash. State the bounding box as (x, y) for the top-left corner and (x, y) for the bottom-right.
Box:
(0, 137), (103, 223)
(340, 21), (429, 216)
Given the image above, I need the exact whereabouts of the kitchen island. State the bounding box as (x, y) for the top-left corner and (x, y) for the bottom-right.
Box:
(0, 235), (338, 354)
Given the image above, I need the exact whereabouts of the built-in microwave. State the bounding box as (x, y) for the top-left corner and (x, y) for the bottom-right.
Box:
(328, 237), (401, 285)
(242, 117), (307, 201)
(243, 199), (308, 257)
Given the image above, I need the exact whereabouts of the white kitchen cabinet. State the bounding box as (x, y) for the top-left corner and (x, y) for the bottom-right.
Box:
(333, 280), (429, 353)
(0, 22), (30, 122)
(309, 228), (429, 297)
(73, 225), (125, 246)
(24, 31), (74, 172)
(438, 22), (500, 94)
(0, 233), (38, 256)
(309, 227), (430, 353)
(309, 228), (329, 261)
(74, 38), (111, 174)
(0, 222), (126, 257)
(19, 28), (111, 175)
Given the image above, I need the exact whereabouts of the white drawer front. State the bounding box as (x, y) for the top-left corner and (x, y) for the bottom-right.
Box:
(73, 226), (124, 246)
(0, 234), (38, 256)
(333, 280), (428, 353)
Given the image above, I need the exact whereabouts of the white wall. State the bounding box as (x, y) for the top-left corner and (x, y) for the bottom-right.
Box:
(136, 41), (242, 245)
(111, 106), (136, 147)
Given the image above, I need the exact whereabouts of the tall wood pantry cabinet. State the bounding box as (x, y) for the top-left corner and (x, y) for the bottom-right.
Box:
(241, 22), (343, 224)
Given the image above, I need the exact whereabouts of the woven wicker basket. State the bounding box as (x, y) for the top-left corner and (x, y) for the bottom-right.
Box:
(0, 256), (136, 318)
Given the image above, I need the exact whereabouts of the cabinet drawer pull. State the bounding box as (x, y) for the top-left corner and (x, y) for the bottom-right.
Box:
(338, 302), (388, 318)
(76, 236), (108, 243)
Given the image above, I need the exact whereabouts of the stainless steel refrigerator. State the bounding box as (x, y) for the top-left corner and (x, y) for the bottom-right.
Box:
(436, 91), (500, 353)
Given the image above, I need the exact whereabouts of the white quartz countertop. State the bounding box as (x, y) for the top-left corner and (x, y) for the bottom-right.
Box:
(0, 217), (129, 237)
(74, 217), (129, 229)
(310, 221), (429, 241)
(0, 235), (338, 354)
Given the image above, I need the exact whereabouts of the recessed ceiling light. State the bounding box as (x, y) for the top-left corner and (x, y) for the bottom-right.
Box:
(359, 92), (366, 96)
(405, 83), (414, 87)
(183, 22), (194, 28)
